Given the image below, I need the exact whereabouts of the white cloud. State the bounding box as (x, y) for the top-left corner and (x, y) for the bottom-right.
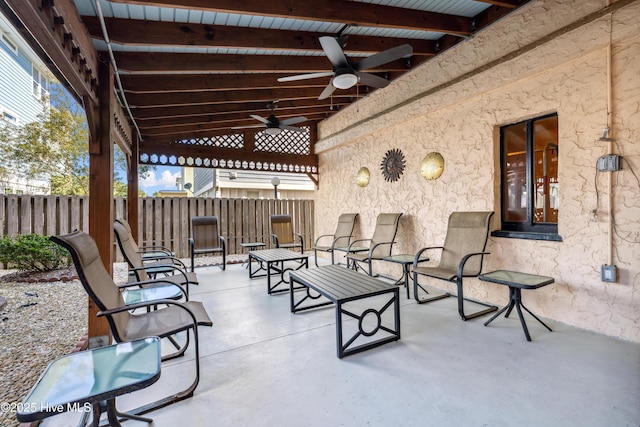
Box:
(139, 169), (180, 189)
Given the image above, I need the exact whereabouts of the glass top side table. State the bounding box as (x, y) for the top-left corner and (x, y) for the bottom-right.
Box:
(123, 284), (183, 305)
(382, 254), (429, 299)
(17, 337), (161, 426)
(479, 270), (554, 341)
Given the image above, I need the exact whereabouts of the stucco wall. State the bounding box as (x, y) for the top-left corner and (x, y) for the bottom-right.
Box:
(314, 0), (640, 342)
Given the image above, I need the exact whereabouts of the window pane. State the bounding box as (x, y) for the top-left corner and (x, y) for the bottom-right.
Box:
(533, 116), (559, 223)
(502, 122), (527, 222)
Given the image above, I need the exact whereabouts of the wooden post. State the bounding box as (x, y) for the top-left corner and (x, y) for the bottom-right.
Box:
(127, 134), (140, 241)
(86, 58), (114, 344)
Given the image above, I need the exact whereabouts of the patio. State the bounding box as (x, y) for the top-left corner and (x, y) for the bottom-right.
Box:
(40, 260), (640, 427)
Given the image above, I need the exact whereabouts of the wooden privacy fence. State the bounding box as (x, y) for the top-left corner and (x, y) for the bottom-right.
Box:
(0, 195), (314, 261)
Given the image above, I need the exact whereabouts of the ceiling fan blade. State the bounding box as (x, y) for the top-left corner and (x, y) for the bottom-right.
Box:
(319, 36), (349, 68)
(355, 44), (413, 71)
(281, 125), (306, 133)
(231, 124), (266, 130)
(280, 116), (308, 126)
(277, 72), (334, 82)
(250, 114), (270, 124)
(318, 82), (337, 100)
(355, 71), (390, 88)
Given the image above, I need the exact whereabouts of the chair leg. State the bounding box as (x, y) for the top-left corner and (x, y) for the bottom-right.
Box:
(456, 276), (498, 321)
(162, 332), (189, 361)
(125, 327), (201, 418)
(412, 272), (450, 304)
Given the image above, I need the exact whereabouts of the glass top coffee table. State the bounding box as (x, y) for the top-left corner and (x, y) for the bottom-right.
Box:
(17, 337), (161, 426)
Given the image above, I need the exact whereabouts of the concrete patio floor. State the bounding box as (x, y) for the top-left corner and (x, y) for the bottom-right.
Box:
(42, 258), (639, 427)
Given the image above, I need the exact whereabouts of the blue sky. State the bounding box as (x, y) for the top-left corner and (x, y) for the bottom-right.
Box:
(139, 166), (182, 195)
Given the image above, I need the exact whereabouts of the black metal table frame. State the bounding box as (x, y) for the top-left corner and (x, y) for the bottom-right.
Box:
(480, 270), (554, 341)
(381, 254), (430, 299)
(249, 249), (309, 294)
(289, 266), (400, 358)
(240, 242), (266, 268)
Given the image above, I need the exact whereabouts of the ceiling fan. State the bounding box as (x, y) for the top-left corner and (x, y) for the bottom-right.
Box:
(278, 36), (413, 100)
(232, 102), (308, 135)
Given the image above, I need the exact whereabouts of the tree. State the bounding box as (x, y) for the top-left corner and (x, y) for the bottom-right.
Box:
(0, 85), (151, 196)
(114, 180), (146, 197)
(0, 86), (88, 194)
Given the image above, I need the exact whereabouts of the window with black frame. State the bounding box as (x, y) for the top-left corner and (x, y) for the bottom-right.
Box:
(495, 114), (561, 240)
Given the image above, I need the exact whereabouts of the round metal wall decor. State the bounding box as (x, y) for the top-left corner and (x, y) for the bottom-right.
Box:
(380, 149), (406, 182)
(357, 167), (370, 187)
(421, 152), (445, 180)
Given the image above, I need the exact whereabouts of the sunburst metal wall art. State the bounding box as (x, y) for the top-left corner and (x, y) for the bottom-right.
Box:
(380, 149), (406, 182)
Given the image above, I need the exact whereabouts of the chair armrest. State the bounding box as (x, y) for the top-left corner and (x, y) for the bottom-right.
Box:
(294, 233), (304, 249)
(138, 245), (173, 254)
(129, 262), (192, 283)
(129, 262), (183, 273)
(271, 233), (280, 247)
(137, 252), (173, 262)
(331, 234), (353, 248)
(413, 246), (444, 267)
(98, 300), (199, 330)
(348, 239), (371, 252)
(368, 240), (395, 259)
(456, 251), (490, 278)
(150, 256), (188, 271)
(314, 233), (333, 247)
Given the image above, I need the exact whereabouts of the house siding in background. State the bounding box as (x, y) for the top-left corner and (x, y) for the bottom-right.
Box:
(0, 11), (51, 195)
(191, 167), (314, 200)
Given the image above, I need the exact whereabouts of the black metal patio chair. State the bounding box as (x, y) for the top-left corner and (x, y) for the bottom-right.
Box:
(412, 211), (498, 321)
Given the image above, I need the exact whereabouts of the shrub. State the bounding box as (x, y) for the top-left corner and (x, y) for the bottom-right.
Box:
(0, 234), (71, 272)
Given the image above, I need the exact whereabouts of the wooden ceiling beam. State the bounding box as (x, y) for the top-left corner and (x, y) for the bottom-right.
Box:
(474, 1), (532, 31)
(114, 52), (413, 74)
(140, 118), (319, 137)
(139, 113), (327, 136)
(475, 0), (521, 8)
(83, 16), (438, 56)
(120, 73), (327, 93)
(110, 0), (472, 35)
(132, 100), (348, 120)
(137, 107), (333, 129)
(127, 86), (365, 108)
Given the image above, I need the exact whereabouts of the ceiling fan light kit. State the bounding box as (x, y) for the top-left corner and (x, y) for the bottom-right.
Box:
(265, 126), (282, 136)
(332, 72), (358, 89)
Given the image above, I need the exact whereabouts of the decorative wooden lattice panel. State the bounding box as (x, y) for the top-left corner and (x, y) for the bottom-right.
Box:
(139, 127), (317, 174)
(176, 133), (245, 150)
(255, 128), (311, 155)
